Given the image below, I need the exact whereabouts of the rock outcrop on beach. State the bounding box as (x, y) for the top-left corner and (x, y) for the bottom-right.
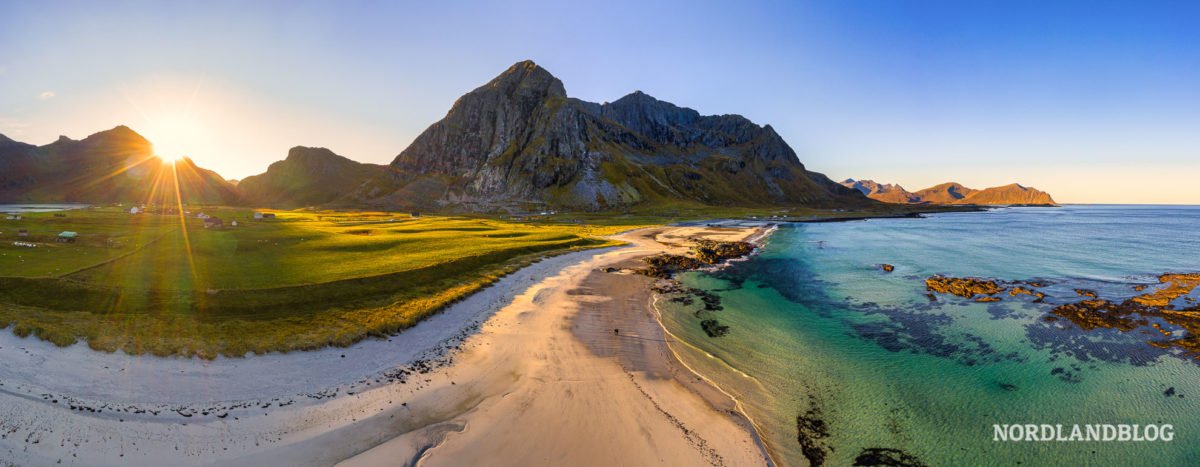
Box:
(365, 60), (870, 211)
(0, 126), (241, 204)
(238, 146), (389, 208)
(840, 179), (1055, 205)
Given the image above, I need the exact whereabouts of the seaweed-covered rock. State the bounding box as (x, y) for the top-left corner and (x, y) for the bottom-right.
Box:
(880, 264), (895, 272)
(1130, 273), (1200, 307)
(925, 275), (1005, 299)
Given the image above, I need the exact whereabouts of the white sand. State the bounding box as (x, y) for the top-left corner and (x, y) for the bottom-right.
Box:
(0, 226), (773, 466)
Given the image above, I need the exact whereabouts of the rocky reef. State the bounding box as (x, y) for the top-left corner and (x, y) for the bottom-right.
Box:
(1043, 273), (1200, 357)
(926, 272), (1200, 360)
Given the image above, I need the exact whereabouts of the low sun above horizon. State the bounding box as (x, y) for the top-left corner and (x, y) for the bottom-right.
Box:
(142, 112), (207, 165)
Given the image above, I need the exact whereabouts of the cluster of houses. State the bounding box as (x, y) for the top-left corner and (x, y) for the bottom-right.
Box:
(193, 211), (276, 230)
(11, 241), (36, 248)
(4, 214), (21, 221)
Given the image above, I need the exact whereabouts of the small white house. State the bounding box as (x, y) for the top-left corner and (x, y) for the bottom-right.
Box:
(130, 207), (140, 214)
(231, 220), (239, 227)
(197, 213), (210, 219)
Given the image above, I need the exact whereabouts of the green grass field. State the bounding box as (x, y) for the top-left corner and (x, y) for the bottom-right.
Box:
(0, 207), (636, 358)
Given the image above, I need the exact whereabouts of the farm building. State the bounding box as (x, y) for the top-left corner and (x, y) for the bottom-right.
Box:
(5, 214), (21, 220)
(203, 218), (224, 229)
(57, 231), (77, 243)
(411, 212), (421, 218)
(231, 220), (239, 227)
(17, 229), (29, 237)
(130, 207), (140, 214)
(197, 213), (210, 219)
(253, 212), (276, 219)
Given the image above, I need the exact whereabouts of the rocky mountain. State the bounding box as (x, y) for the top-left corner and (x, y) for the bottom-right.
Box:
(913, 182), (979, 204)
(840, 179), (1055, 205)
(368, 60), (868, 210)
(956, 183), (1056, 205)
(0, 126), (241, 205)
(238, 146), (389, 208)
(841, 179), (921, 204)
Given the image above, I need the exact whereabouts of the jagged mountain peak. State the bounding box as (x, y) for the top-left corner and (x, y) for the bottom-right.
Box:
(478, 60), (566, 100)
(380, 61), (870, 210)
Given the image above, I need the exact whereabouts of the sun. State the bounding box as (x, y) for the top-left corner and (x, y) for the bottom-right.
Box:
(143, 113), (207, 164)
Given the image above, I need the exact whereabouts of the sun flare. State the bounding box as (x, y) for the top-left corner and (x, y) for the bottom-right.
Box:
(142, 112), (207, 165)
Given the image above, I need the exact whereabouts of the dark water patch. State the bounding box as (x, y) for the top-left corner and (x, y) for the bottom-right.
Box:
(852, 448), (928, 467)
(796, 394), (832, 466)
(850, 301), (1012, 365)
(1025, 320), (1169, 366)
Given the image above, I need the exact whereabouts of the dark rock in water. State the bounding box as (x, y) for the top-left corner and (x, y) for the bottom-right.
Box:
(880, 264), (895, 273)
(974, 296), (1001, 303)
(999, 382), (1018, 392)
(1075, 288), (1099, 298)
(852, 447), (928, 466)
(700, 319), (729, 337)
(1164, 387), (1176, 397)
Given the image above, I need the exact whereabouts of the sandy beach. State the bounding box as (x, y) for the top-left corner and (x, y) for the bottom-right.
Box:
(0, 224), (773, 466)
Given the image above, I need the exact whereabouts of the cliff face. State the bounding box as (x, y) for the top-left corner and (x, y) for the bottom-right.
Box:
(239, 146), (388, 208)
(840, 179), (1056, 205)
(375, 60), (868, 210)
(0, 126), (240, 204)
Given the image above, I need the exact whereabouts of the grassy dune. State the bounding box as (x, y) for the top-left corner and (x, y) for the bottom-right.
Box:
(0, 207), (634, 358)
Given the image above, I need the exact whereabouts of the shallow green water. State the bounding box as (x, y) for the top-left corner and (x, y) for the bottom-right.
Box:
(660, 206), (1200, 466)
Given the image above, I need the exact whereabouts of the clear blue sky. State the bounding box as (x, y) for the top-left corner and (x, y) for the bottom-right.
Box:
(2, 0), (1197, 203)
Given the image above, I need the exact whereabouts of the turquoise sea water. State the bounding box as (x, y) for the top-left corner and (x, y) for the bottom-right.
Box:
(659, 206), (1200, 466)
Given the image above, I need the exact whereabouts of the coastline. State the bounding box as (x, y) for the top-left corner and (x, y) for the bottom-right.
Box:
(0, 225), (775, 466)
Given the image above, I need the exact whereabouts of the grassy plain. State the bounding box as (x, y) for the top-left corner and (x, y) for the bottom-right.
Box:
(0, 207), (636, 358)
(0, 201), (956, 358)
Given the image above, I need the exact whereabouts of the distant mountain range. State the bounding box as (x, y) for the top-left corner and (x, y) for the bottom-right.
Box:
(840, 179), (1056, 205)
(1, 60), (1052, 211)
(0, 126), (239, 205)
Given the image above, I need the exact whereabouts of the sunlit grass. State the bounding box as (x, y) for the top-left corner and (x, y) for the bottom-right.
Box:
(0, 207), (640, 358)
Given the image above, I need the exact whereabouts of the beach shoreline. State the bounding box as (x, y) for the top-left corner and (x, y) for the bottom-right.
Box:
(0, 223), (777, 466)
